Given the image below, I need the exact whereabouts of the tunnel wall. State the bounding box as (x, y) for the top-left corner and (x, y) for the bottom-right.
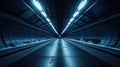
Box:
(0, 19), (52, 49)
(65, 17), (120, 48)
(65, 0), (120, 49)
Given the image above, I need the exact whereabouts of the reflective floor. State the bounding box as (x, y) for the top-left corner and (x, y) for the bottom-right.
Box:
(1, 0), (120, 67)
(7, 39), (113, 67)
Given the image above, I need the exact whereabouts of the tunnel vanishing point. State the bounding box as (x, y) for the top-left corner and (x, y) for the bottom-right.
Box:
(0, 0), (120, 67)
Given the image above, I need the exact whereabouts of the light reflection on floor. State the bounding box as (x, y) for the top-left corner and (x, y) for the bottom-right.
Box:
(61, 39), (77, 67)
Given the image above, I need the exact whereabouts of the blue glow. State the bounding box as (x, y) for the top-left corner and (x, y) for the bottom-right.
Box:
(46, 18), (51, 22)
(52, 26), (58, 34)
(32, 0), (58, 35)
(41, 11), (47, 17)
(61, 25), (69, 34)
(73, 11), (79, 17)
(61, 39), (76, 67)
(61, 18), (75, 34)
(61, 0), (88, 34)
(69, 18), (74, 23)
(78, 0), (87, 11)
(48, 39), (59, 56)
(61, 39), (71, 56)
(33, 0), (43, 11)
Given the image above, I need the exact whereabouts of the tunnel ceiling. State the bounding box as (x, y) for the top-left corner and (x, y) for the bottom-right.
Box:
(41, 0), (78, 33)
(0, 0), (78, 34)
(0, 0), (120, 35)
(65, 0), (120, 35)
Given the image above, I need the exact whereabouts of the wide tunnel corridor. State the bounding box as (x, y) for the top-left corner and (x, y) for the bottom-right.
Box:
(0, 0), (120, 67)
(2, 39), (118, 67)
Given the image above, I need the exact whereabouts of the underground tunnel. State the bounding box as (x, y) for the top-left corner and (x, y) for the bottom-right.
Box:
(0, 0), (120, 67)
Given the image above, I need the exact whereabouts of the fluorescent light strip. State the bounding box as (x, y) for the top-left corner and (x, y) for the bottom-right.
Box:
(33, 0), (43, 11)
(32, 0), (58, 35)
(41, 11), (47, 17)
(61, 0), (87, 34)
(73, 11), (79, 18)
(69, 18), (75, 23)
(46, 18), (51, 22)
(78, 0), (87, 10)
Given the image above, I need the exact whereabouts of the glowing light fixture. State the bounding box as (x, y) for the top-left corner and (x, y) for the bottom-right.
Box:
(46, 18), (51, 22)
(32, 0), (58, 35)
(69, 18), (75, 23)
(73, 11), (79, 18)
(33, 0), (43, 11)
(41, 11), (47, 17)
(61, 0), (87, 34)
(78, 0), (87, 10)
